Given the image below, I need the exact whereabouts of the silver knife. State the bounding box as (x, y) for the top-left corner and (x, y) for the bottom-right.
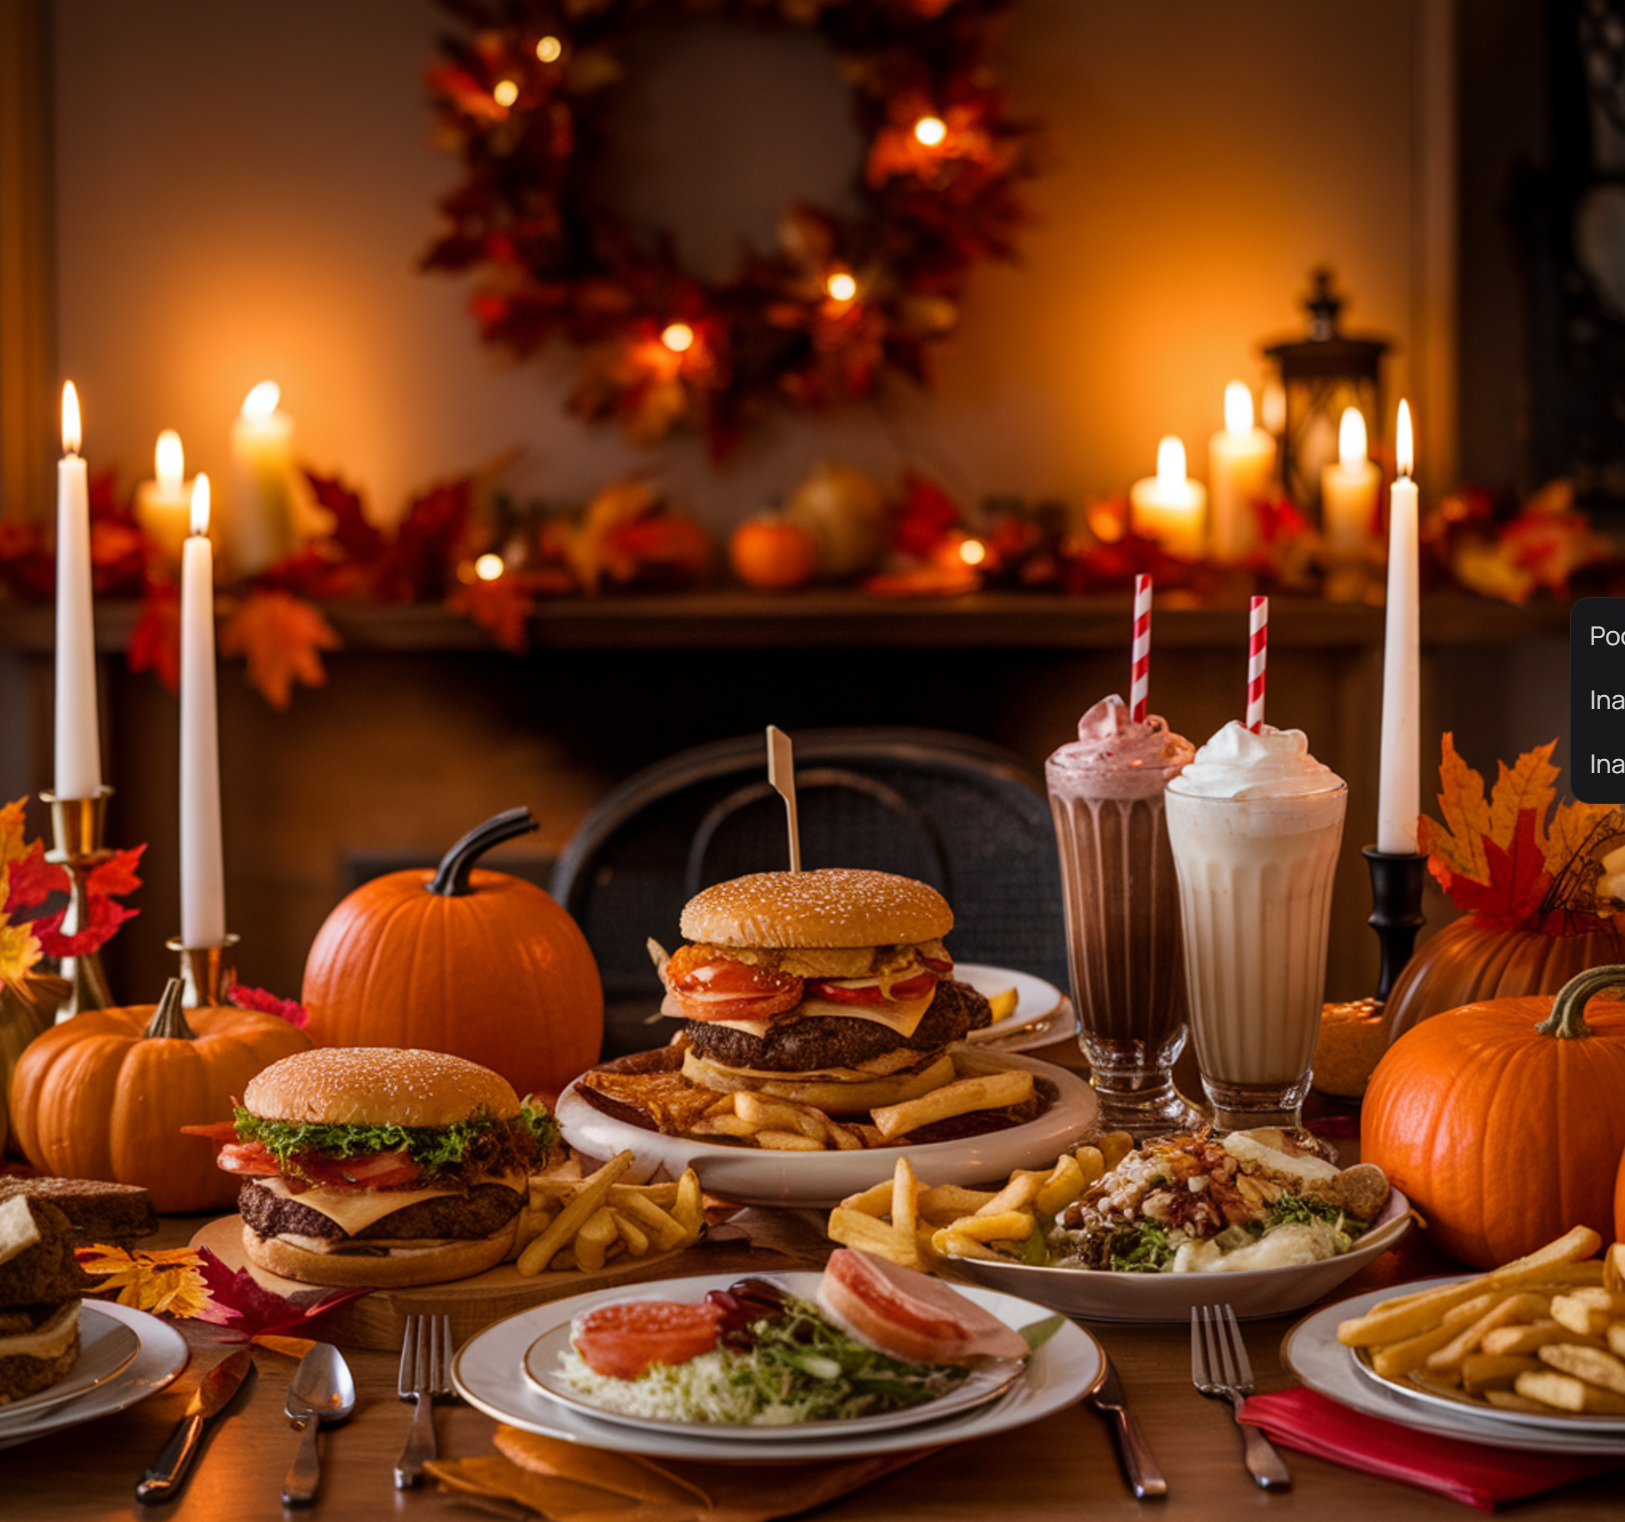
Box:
(1086, 1354), (1168, 1499)
(135, 1348), (255, 1505)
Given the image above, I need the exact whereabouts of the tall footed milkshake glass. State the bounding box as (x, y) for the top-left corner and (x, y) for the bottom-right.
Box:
(1164, 723), (1347, 1131)
(1046, 696), (1204, 1138)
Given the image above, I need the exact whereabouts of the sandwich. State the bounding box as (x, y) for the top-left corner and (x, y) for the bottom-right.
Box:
(187, 1047), (558, 1289)
(0, 1193), (93, 1405)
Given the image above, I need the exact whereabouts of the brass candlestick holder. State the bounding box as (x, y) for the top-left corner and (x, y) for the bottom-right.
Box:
(40, 787), (115, 1021)
(166, 934), (240, 1008)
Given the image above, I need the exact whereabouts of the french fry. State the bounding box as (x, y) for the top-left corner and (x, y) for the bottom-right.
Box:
(1550, 1292), (1625, 1338)
(825, 1121), (864, 1151)
(870, 1070), (1034, 1140)
(1368, 1295), (1502, 1378)
(974, 1172), (1044, 1217)
(1606, 1243), (1625, 1294)
(829, 1207), (925, 1268)
(947, 1210), (1034, 1243)
(891, 1157), (919, 1240)
(919, 1184), (998, 1221)
(615, 1191), (687, 1251)
(672, 1168), (703, 1247)
(1461, 1353), (1543, 1394)
(511, 1202), (555, 1257)
(613, 1209), (651, 1258)
(1485, 1388), (1553, 1412)
(575, 1206), (618, 1273)
(754, 1129), (825, 1152)
(932, 1227), (1002, 1261)
(1035, 1154), (1085, 1216)
(1481, 1320), (1606, 1357)
(736, 1093), (825, 1140)
(1538, 1342), (1625, 1395)
(1515, 1368), (1625, 1414)
(1610, 1324), (1625, 1359)
(1097, 1131), (1134, 1172)
(1073, 1145), (1106, 1189)
(517, 1151), (634, 1275)
(1425, 1292), (1552, 1371)
(691, 1115), (760, 1139)
(841, 1179), (897, 1217)
(608, 1182), (679, 1206)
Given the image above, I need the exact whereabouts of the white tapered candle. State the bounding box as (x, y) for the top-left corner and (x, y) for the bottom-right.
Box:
(180, 475), (226, 947)
(1377, 401), (1420, 854)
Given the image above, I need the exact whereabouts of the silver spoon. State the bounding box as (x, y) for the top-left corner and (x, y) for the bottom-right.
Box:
(281, 1342), (357, 1507)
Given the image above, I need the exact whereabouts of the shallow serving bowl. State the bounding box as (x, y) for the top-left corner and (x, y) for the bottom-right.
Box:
(555, 1046), (1099, 1208)
(943, 1185), (1414, 1322)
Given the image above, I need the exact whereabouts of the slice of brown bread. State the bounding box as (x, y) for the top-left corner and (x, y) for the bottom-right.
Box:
(0, 1301), (81, 1406)
(0, 1200), (92, 1302)
(0, 1178), (158, 1246)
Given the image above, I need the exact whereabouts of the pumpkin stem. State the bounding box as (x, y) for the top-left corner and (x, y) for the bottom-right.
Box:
(427, 807), (539, 898)
(1535, 964), (1625, 1040)
(143, 978), (198, 1041)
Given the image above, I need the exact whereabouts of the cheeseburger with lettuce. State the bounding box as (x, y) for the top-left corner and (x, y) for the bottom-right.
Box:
(188, 1047), (557, 1288)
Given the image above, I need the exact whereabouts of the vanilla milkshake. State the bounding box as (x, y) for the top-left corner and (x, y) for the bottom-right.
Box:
(1164, 722), (1346, 1129)
(1047, 696), (1202, 1136)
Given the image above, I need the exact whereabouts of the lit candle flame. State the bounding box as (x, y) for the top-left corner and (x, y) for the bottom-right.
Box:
(156, 429), (185, 493)
(1155, 435), (1187, 484)
(190, 473), (211, 537)
(1396, 399), (1414, 477)
(536, 35), (562, 63)
(1223, 381), (1254, 440)
(1338, 407), (1368, 469)
(826, 271), (857, 302)
(474, 553), (504, 581)
(61, 382), (81, 455)
(913, 116), (947, 147)
(661, 322), (695, 353)
(242, 381), (280, 419)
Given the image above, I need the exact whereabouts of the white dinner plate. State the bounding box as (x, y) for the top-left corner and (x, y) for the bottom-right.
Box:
(522, 1308), (1024, 1439)
(0, 1304), (140, 1426)
(455, 1271), (1103, 1463)
(556, 1045), (1098, 1208)
(944, 1187), (1414, 1323)
(1282, 1282), (1625, 1457)
(0, 1301), (188, 1450)
(955, 965), (1065, 1044)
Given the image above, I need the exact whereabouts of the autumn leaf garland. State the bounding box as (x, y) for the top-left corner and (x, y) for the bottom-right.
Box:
(1417, 735), (1625, 935)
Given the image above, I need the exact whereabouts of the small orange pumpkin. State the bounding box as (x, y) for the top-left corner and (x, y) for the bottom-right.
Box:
(1363, 964), (1625, 1268)
(1382, 916), (1624, 1042)
(300, 808), (603, 1103)
(7, 981), (312, 1212)
(728, 516), (818, 591)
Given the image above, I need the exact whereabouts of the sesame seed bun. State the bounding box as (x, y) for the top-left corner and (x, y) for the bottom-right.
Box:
(243, 1047), (520, 1128)
(241, 1215), (517, 1290)
(679, 869), (952, 950)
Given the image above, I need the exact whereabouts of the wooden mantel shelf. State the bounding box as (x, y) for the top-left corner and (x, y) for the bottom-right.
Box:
(0, 588), (1573, 654)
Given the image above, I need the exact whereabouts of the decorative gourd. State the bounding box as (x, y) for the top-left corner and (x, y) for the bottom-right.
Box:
(728, 515), (817, 591)
(1363, 965), (1625, 1269)
(784, 462), (885, 578)
(300, 808), (603, 1103)
(1382, 917), (1624, 1043)
(6, 981), (312, 1212)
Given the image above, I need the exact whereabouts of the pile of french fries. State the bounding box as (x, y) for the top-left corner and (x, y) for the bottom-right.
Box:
(514, 1151), (704, 1276)
(1337, 1226), (1625, 1415)
(827, 1132), (1133, 1269)
(684, 1068), (1037, 1152)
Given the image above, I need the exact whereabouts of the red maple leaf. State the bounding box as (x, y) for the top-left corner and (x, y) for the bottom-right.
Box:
(4, 838), (66, 915)
(127, 586), (181, 693)
(33, 845), (144, 958)
(192, 1247), (367, 1337)
(891, 472), (962, 558)
(303, 469), (385, 564)
(386, 480), (472, 601)
(1434, 809), (1552, 931)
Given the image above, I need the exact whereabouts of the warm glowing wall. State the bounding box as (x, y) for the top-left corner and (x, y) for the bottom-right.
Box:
(51, 0), (1443, 528)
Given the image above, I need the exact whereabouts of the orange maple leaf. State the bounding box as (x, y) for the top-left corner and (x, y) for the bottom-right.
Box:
(1417, 734), (1625, 933)
(219, 591), (341, 711)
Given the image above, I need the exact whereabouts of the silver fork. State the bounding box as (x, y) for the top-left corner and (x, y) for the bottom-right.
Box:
(394, 1315), (455, 1489)
(1190, 1305), (1291, 1490)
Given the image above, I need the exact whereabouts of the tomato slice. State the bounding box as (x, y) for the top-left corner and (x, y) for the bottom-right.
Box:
(572, 1301), (723, 1379)
(180, 1120), (242, 1143)
(808, 970), (939, 1006)
(664, 945), (803, 1022)
(216, 1141), (282, 1176)
(293, 1150), (422, 1190)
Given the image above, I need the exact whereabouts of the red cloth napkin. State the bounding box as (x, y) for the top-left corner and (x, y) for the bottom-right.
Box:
(1239, 1388), (1624, 1511)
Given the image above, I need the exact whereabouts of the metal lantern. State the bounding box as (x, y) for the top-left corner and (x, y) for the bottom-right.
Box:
(1263, 269), (1390, 519)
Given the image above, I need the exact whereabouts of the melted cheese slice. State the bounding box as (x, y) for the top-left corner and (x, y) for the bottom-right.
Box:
(673, 992), (936, 1042)
(0, 1300), (78, 1360)
(249, 1172), (524, 1236)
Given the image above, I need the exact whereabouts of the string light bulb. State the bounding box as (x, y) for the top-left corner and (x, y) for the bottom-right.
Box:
(958, 537), (987, 567)
(661, 322), (695, 353)
(493, 79), (519, 107)
(474, 553), (504, 581)
(535, 35), (562, 63)
(825, 271), (857, 303)
(913, 116), (947, 147)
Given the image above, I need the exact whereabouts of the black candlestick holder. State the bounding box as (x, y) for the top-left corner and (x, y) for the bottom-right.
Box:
(1364, 846), (1427, 1002)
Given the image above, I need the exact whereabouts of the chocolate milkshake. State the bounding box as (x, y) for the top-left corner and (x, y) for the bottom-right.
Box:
(1046, 695), (1203, 1137)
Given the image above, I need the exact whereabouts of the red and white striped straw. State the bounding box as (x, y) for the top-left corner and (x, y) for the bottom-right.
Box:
(1246, 595), (1268, 733)
(1129, 574), (1152, 722)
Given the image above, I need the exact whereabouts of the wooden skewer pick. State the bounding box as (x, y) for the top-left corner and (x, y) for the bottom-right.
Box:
(766, 725), (801, 872)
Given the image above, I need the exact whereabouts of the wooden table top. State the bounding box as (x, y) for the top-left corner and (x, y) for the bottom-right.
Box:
(5, 1060), (1621, 1519)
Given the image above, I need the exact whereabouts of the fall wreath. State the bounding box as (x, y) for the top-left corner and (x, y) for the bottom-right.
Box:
(422, 0), (1044, 454)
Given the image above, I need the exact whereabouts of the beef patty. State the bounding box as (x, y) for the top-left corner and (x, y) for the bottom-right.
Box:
(238, 1181), (524, 1243)
(686, 977), (993, 1073)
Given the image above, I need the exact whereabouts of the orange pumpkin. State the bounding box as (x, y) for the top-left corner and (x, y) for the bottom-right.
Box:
(1363, 964), (1625, 1268)
(1382, 916), (1624, 1042)
(728, 516), (817, 591)
(300, 808), (603, 1103)
(7, 982), (311, 1212)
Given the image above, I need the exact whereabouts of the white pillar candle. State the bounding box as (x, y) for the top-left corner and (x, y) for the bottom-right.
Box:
(180, 475), (226, 948)
(1208, 382), (1276, 560)
(227, 380), (296, 577)
(1130, 436), (1207, 558)
(134, 429), (194, 563)
(1377, 400), (1420, 854)
(1321, 407), (1381, 549)
(54, 382), (102, 800)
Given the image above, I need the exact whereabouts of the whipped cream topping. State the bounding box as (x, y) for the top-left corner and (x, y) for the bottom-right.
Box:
(1167, 721), (1343, 800)
(1046, 695), (1194, 799)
